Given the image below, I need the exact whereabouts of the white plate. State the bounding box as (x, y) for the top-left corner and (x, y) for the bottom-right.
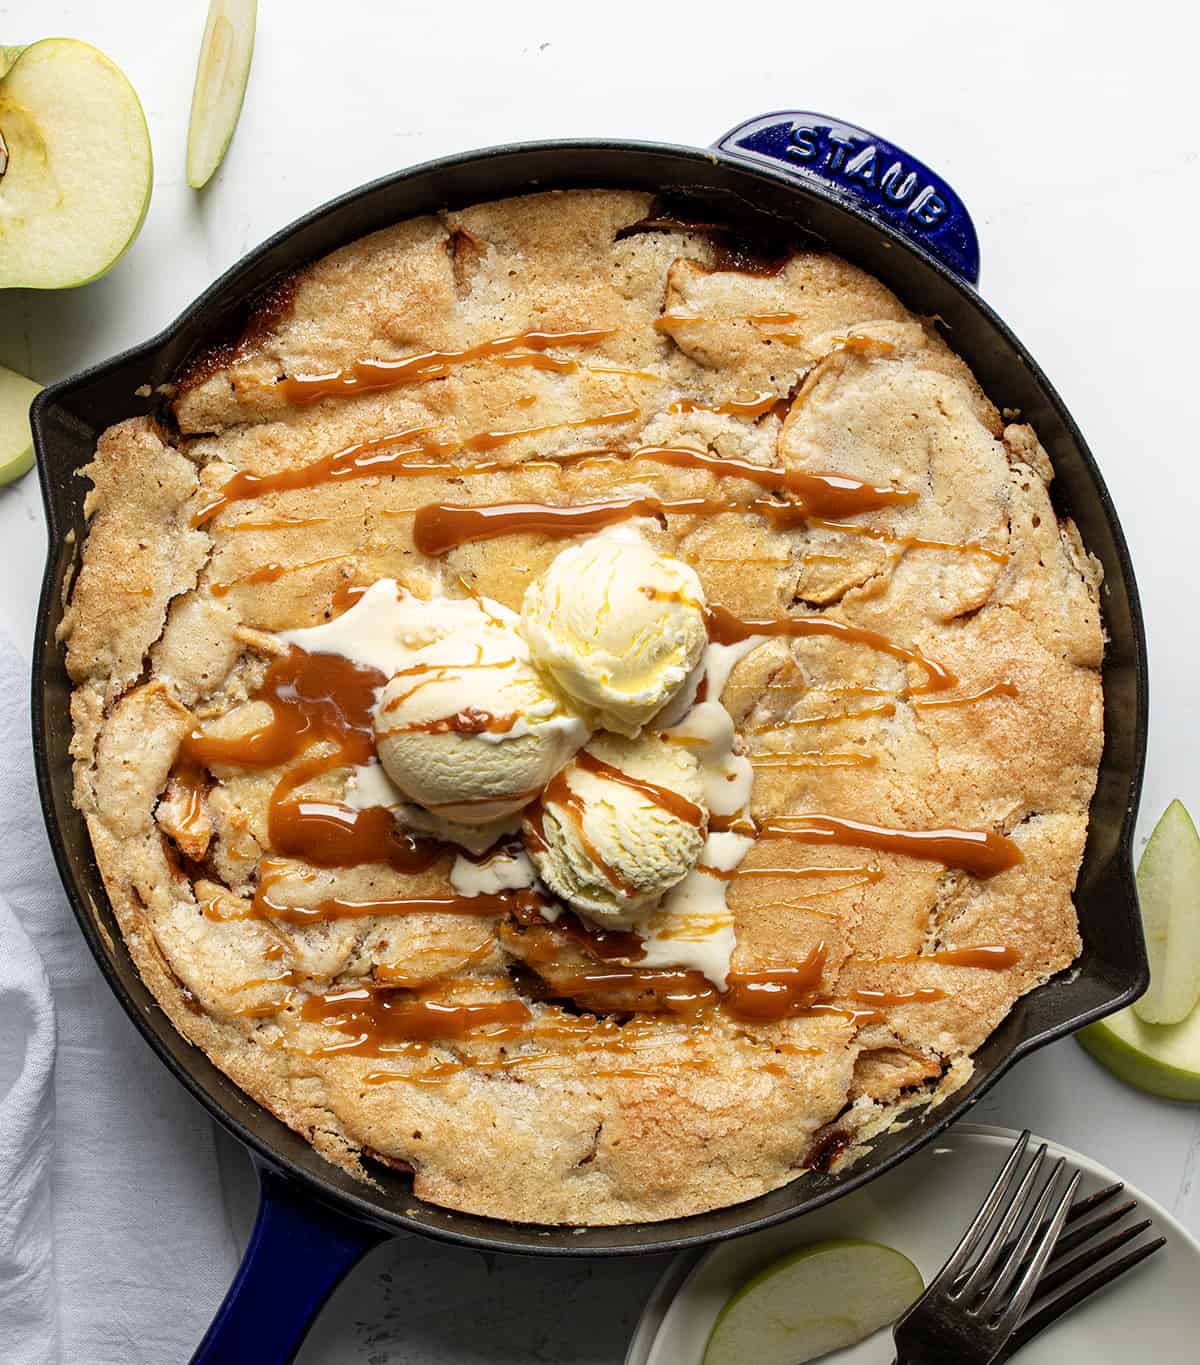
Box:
(626, 1124), (1200, 1364)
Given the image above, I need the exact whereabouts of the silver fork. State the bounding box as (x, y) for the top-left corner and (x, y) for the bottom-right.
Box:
(892, 1131), (1167, 1363)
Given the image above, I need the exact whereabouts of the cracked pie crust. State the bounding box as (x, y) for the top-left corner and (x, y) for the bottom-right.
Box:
(63, 190), (1104, 1225)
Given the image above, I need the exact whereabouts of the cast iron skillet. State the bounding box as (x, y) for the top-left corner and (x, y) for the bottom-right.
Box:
(30, 113), (1149, 1364)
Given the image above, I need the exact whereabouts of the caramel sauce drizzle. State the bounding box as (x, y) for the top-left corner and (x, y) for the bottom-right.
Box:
(704, 603), (956, 694)
(200, 435), (913, 537)
(194, 428), (434, 525)
(182, 646), (445, 875)
(495, 355), (666, 385)
(268, 798), (430, 873)
(301, 985), (530, 1050)
(655, 312), (872, 337)
(280, 328), (615, 405)
(246, 873), (523, 925)
(749, 751), (878, 770)
(912, 681), (1019, 710)
(458, 406), (638, 453)
(572, 749), (705, 827)
(540, 940), (934, 1028)
(749, 702), (897, 733)
(549, 966), (718, 1014)
(361, 1031), (825, 1088)
(849, 986), (946, 1006)
(411, 484), (910, 558)
(640, 584), (704, 609)
(715, 813), (1022, 879)
(771, 901), (843, 922)
(493, 351), (579, 374)
(721, 945), (828, 1021)
(807, 516), (1010, 565)
(633, 446), (915, 516)
(196, 412), (636, 526)
(555, 913), (647, 963)
(668, 393), (783, 419)
(725, 865), (884, 888)
(412, 495), (709, 555)
(378, 706), (519, 738)
(851, 945), (1022, 970)
(226, 515), (331, 533)
(526, 769), (634, 894)
(831, 333), (897, 356)
(210, 553), (349, 597)
(523, 747), (704, 898)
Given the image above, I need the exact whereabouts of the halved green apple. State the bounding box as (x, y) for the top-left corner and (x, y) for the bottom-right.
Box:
(703, 1239), (923, 1365)
(1133, 799), (1200, 1024)
(187, 0), (257, 189)
(1079, 1004), (1200, 1102)
(0, 38), (152, 289)
(0, 364), (41, 485)
(1078, 799), (1200, 1100)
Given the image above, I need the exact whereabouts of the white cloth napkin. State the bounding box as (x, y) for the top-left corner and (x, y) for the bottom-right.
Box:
(0, 640), (239, 1364)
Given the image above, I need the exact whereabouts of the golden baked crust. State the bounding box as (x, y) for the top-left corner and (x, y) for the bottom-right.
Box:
(65, 190), (1103, 1224)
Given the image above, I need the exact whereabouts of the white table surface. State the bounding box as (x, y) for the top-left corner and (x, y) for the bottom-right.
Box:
(2, 1), (1198, 1359)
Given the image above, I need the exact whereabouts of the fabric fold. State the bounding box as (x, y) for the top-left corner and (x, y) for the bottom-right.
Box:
(0, 894), (59, 1365)
(0, 641), (238, 1364)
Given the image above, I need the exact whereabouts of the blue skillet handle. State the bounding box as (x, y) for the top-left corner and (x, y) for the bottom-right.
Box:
(189, 1158), (389, 1365)
(715, 112), (981, 286)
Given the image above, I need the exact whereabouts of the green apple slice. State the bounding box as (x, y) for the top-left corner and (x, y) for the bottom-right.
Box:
(0, 39), (153, 289)
(703, 1239), (924, 1365)
(187, 0), (257, 189)
(0, 364), (41, 485)
(1079, 1004), (1200, 1102)
(1133, 800), (1200, 1024)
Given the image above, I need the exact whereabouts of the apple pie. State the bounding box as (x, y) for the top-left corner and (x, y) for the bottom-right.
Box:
(62, 189), (1104, 1224)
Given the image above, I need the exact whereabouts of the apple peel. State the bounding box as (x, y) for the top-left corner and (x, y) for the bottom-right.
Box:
(187, 0), (257, 189)
(0, 364), (42, 486)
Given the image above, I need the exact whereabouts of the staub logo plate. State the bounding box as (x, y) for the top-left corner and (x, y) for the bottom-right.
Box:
(715, 112), (981, 285)
(785, 125), (947, 229)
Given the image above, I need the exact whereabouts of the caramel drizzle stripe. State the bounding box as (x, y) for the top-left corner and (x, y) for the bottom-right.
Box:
(749, 751), (879, 770)
(703, 603), (956, 694)
(748, 702), (897, 733)
(281, 328), (617, 405)
(807, 516), (1010, 565)
(848, 945), (1022, 970)
(195, 413), (637, 526)
(668, 392), (783, 419)
(571, 749), (705, 826)
(408, 490), (900, 557)
(734, 814), (1023, 879)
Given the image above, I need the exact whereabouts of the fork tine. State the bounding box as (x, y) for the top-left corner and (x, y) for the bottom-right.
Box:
(972, 1183), (1132, 1298)
(1031, 1217), (1154, 1303)
(992, 1168), (1081, 1331)
(1063, 1181), (1125, 1224)
(976, 1159), (1070, 1317)
(1003, 1235), (1168, 1359)
(980, 1196), (1138, 1298)
(1049, 1199), (1138, 1262)
(957, 1142), (1048, 1297)
(929, 1130), (1032, 1287)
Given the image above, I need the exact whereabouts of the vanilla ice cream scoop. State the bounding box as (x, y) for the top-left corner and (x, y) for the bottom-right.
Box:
(375, 608), (587, 825)
(524, 732), (708, 928)
(520, 527), (708, 737)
